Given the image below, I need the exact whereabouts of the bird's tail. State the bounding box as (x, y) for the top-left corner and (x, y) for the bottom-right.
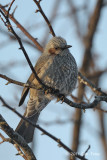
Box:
(16, 96), (50, 143)
(15, 112), (39, 143)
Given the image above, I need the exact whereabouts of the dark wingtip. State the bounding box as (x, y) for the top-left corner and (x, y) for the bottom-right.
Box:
(19, 100), (22, 106)
(19, 88), (29, 107)
(19, 97), (24, 106)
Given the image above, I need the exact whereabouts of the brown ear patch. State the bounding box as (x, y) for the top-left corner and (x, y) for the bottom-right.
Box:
(49, 48), (56, 54)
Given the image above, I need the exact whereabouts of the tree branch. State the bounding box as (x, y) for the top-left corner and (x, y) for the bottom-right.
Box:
(71, 0), (105, 157)
(0, 7), (47, 90)
(0, 133), (27, 160)
(0, 74), (41, 90)
(0, 73), (107, 110)
(33, 0), (56, 37)
(78, 72), (107, 96)
(1, 1), (107, 112)
(0, 96), (88, 160)
(0, 114), (37, 160)
(0, 4), (43, 52)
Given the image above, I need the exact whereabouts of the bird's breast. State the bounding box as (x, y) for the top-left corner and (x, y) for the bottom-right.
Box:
(42, 52), (78, 95)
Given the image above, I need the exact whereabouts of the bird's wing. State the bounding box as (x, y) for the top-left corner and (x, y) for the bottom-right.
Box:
(19, 71), (35, 106)
(19, 55), (51, 106)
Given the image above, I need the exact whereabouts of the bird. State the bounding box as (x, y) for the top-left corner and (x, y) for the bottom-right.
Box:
(16, 36), (78, 143)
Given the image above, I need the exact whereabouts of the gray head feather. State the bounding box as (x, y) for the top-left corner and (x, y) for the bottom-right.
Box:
(44, 36), (67, 54)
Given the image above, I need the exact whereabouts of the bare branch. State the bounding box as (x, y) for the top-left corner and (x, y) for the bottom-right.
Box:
(1, 73), (107, 110)
(63, 95), (107, 109)
(7, 0), (15, 16)
(0, 133), (27, 160)
(0, 96), (88, 160)
(0, 8), (46, 89)
(0, 4), (43, 52)
(78, 72), (107, 96)
(71, 0), (105, 157)
(33, 0), (56, 36)
(0, 74), (41, 90)
(83, 145), (91, 157)
(0, 114), (37, 160)
(96, 107), (107, 113)
(1, 2), (107, 112)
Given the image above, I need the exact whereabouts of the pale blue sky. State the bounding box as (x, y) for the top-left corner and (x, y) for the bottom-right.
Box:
(0, 0), (107, 160)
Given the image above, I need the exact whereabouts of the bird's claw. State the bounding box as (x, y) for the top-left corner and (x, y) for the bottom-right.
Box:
(44, 87), (59, 95)
(44, 87), (52, 94)
(56, 94), (65, 103)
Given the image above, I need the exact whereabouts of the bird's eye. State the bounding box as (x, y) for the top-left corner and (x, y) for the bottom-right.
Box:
(55, 47), (58, 50)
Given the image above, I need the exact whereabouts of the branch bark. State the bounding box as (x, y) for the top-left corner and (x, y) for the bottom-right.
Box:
(0, 114), (37, 160)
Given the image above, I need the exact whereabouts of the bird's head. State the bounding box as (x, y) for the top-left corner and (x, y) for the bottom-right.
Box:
(44, 36), (72, 55)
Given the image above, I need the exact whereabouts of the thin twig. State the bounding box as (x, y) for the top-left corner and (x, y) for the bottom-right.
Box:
(83, 145), (91, 157)
(0, 4), (43, 52)
(78, 72), (107, 96)
(7, 0), (15, 16)
(33, 0), (56, 36)
(96, 107), (107, 113)
(0, 74), (41, 90)
(0, 8), (47, 89)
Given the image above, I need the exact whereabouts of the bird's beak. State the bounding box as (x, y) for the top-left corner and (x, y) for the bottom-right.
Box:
(64, 45), (72, 49)
(66, 45), (72, 48)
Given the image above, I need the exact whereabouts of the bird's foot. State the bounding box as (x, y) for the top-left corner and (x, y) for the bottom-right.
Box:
(56, 94), (65, 103)
(44, 87), (52, 94)
(44, 87), (65, 103)
(44, 87), (59, 95)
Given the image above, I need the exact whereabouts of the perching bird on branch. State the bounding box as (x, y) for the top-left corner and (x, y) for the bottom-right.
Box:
(16, 36), (78, 143)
